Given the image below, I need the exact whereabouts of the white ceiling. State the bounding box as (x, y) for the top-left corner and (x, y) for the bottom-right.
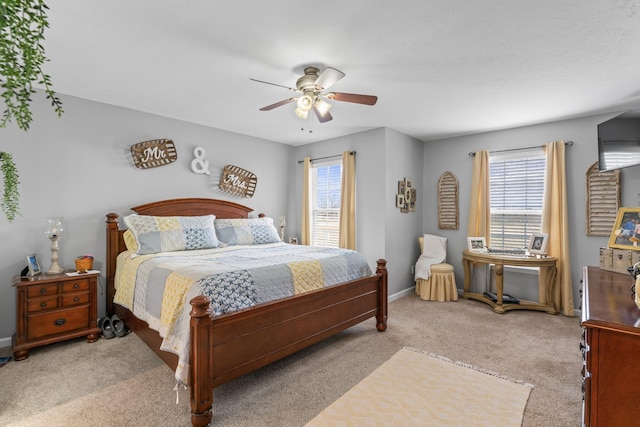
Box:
(42, 1), (640, 146)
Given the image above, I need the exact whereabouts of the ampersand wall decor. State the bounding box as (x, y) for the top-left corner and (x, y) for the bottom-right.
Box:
(191, 147), (211, 175)
(130, 139), (177, 169)
(219, 164), (257, 198)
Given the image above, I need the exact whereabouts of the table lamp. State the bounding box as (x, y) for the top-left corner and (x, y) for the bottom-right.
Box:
(45, 217), (64, 274)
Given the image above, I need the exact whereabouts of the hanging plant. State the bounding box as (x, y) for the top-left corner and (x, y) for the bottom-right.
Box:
(0, 0), (63, 131)
(0, 152), (19, 221)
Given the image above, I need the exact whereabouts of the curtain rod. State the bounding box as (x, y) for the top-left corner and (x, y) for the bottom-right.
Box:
(468, 140), (574, 157)
(297, 151), (356, 164)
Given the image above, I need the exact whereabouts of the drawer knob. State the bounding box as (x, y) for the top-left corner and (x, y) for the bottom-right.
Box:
(40, 288), (47, 293)
(73, 283), (80, 289)
(73, 297), (79, 302)
(40, 302), (47, 307)
(54, 318), (66, 326)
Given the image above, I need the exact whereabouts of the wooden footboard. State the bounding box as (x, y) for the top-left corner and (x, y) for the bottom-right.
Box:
(105, 199), (388, 427)
(189, 260), (387, 426)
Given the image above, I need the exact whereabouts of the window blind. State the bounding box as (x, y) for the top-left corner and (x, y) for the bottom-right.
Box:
(311, 161), (342, 247)
(489, 149), (545, 249)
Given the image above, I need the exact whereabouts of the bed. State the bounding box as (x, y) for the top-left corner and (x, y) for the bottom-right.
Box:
(105, 198), (388, 426)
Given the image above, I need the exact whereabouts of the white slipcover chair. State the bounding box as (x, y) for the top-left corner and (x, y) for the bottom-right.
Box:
(414, 234), (458, 302)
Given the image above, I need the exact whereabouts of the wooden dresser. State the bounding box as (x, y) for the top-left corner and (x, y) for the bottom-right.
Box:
(12, 272), (101, 360)
(581, 266), (640, 427)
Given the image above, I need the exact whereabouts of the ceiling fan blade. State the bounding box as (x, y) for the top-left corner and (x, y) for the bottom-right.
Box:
(259, 98), (296, 111)
(314, 67), (345, 90)
(313, 105), (333, 123)
(250, 78), (298, 93)
(327, 92), (378, 106)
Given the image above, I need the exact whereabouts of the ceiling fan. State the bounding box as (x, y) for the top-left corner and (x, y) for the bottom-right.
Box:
(250, 66), (378, 123)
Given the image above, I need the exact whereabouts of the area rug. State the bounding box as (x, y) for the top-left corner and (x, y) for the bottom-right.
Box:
(306, 347), (534, 426)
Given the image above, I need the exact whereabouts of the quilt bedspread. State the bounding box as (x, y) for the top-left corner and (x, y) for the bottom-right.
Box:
(114, 242), (372, 383)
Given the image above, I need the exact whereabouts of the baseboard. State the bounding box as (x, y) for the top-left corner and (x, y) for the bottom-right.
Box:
(390, 287), (415, 302)
(0, 336), (11, 349)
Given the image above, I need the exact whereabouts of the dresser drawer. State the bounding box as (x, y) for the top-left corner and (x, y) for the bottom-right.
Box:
(62, 279), (90, 293)
(61, 292), (89, 307)
(26, 284), (58, 298)
(27, 296), (59, 313)
(27, 307), (89, 339)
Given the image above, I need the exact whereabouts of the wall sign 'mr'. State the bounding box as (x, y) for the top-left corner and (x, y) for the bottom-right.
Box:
(130, 139), (177, 169)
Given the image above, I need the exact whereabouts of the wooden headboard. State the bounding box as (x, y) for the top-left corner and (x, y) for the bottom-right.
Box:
(105, 198), (255, 315)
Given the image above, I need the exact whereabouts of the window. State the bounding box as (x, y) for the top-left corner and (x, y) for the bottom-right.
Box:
(310, 160), (342, 247)
(489, 149), (545, 250)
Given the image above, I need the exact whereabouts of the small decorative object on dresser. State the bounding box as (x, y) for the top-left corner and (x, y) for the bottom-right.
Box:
(12, 271), (101, 360)
(607, 207), (640, 250)
(26, 254), (41, 276)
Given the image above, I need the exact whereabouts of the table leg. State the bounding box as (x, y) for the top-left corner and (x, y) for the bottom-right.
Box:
(462, 259), (472, 295)
(495, 265), (504, 306)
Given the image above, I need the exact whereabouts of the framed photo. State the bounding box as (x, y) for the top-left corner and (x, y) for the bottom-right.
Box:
(398, 180), (406, 195)
(528, 233), (549, 255)
(608, 207), (640, 250)
(26, 254), (41, 276)
(467, 237), (487, 252)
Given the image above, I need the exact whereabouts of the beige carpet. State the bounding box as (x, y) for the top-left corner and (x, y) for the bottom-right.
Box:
(306, 347), (533, 427)
(0, 296), (582, 426)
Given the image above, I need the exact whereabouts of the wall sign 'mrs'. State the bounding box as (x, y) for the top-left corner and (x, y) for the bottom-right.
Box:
(219, 165), (257, 198)
(130, 139), (178, 169)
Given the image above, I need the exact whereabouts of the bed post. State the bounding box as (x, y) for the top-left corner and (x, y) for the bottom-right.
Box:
(106, 213), (120, 316)
(375, 259), (388, 332)
(189, 295), (213, 427)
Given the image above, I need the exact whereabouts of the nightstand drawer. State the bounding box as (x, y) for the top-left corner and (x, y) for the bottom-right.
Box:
(27, 284), (58, 298)
(27, 297), (58, 313)
(61, 292), (89, 307)
(27, 307), (89, 339)
(62, 279), (89, 293)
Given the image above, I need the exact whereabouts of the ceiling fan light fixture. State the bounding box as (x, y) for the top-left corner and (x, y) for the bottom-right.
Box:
(314, 98), (332, 117)
(295, 107), (309, 119)
(296, 93), (314, 112)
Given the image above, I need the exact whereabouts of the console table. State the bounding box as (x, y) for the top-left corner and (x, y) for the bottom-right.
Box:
(461, 249), (558, 314)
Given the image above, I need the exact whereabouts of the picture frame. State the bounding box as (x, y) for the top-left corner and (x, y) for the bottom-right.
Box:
(467, 237), (487, 252)
(528, 233), (549, 255)
(26, 254), (41, 276)
(608, 207), (640, 250)
(398, 180), (406, 195)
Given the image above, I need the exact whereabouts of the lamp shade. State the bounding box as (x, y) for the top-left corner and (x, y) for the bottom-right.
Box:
(45, 217), (64, 239)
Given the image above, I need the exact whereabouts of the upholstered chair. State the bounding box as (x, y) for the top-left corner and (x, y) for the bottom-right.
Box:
(414, 234), (458, 302)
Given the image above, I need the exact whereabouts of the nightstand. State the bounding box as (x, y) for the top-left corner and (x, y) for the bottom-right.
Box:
(12, 272), (101, 360)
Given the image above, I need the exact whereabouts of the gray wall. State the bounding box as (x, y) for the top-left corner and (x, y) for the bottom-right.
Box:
(0, 94), (290, 341)
(3, 91), (638, 343)
(422, 114), (640, 309)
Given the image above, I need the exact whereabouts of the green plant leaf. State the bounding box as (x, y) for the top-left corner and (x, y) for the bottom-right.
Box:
(0, 0), (63, 131)
(0, 152), (20, 222)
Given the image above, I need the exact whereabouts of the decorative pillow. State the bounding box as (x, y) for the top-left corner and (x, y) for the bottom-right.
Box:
(123, 214), (218, 256)
(123, 229), (138, 253)
(214, 217), (281, 245)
